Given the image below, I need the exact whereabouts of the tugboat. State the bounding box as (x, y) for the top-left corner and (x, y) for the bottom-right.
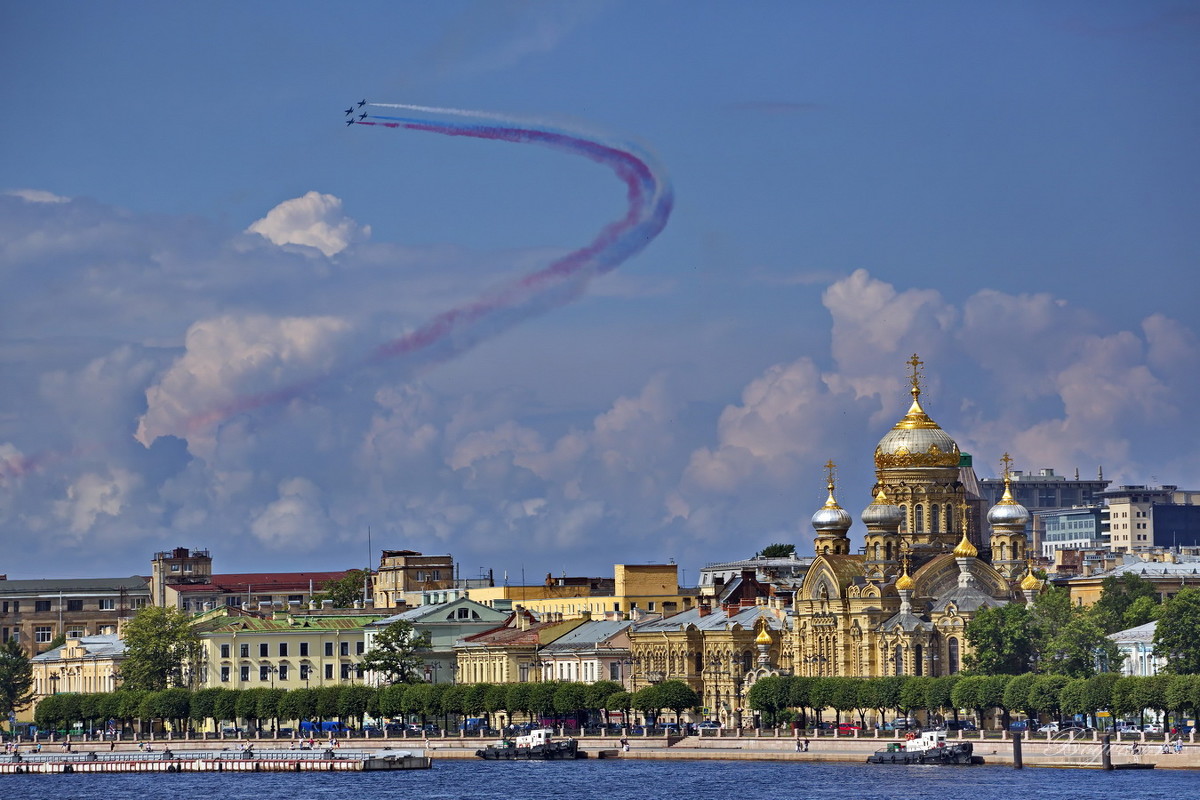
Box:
(866, 729), (980, 765)
(476, 728), (583, 760)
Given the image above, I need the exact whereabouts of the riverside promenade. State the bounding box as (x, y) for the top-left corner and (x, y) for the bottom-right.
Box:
(422, 728), (1200, 770)
(11, 728), (1198, 770)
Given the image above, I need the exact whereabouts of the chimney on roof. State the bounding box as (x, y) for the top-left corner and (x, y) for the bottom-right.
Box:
(309, 601), (319, 611)
(288, 600), (300, 610)
(241, 603), (251, 612)
(322, 599), (333, 610)
(697, 604), (711, 618)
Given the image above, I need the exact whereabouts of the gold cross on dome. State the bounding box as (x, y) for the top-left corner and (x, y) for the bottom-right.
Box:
(824, 459), (837, 490)
(1000, 452), (1014, 480)
(907, 354), (924, 398)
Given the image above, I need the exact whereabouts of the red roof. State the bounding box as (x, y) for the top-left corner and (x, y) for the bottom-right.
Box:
(168, 571), (349, 593)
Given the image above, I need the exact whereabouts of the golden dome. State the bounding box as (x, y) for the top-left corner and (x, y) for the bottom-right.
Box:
(895, 569), (915, 592)
(1020, 570), (1041, 592)
(874, 357), (960, 470)
(755, 626), (773, 645)
(953, 530), (978, 558)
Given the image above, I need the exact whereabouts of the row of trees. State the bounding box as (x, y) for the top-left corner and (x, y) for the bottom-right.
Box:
(31, 679), (704, 736)
(745, 672), (1200, 729)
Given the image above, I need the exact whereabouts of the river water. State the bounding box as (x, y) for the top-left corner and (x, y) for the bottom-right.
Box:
(1, 758), (1189, 800)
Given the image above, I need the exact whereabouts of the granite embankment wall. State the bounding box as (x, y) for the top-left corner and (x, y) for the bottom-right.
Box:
(23, 731), (1199, 770)
(421, 731), (1200, 769)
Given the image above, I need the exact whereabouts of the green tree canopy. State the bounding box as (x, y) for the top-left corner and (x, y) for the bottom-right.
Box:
(1041, 614), (1119, 678)
(314, 569), (371, 609)
(1092, 573), (1158, 634)
(1154, 587), (1200, 674)
(756, 543), (796, 558)
(0, 638), (34, 728)
(120, 606), (201, 691)
(360, 619), (432, 684)
(964, 603), (1036, 674)
(746, 676), (789, 724)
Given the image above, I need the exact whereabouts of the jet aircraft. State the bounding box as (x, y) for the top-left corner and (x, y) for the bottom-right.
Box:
(344, 107), (353, 115)
(358, 112), (367, 120)
(346, 118), (355, 126)
(357, 99), (366, 107)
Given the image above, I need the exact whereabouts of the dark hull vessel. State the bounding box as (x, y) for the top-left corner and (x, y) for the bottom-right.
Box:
(867, 740), (978, 765)
(476, 740), (582, 760)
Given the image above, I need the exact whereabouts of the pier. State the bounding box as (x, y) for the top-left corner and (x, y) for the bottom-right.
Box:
(0, 747), (430, 775)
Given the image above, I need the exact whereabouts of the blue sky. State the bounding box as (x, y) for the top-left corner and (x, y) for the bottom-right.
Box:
(1, 1), (1197, 583)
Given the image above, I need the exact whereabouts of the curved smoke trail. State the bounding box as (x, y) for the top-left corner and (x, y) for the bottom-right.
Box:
(181, 104), (673, 434)
(0, 105), (673, 482)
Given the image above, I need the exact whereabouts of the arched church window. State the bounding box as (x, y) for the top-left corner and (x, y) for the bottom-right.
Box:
(894, 645), (904, 676)
(885, 542), (893, 561)
(945, 504), (953, 533)
(899, 505), (908, 532)
(914, 644), (923, 676)
(914, 505), (924, 533)
(742, 651), (753, 672)
(931, 504), (940, 532)
(948, 637), (960, 675)
(695, 653), (703, 673)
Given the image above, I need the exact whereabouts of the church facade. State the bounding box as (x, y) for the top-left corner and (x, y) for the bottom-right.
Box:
(788, 355), (1040, 679)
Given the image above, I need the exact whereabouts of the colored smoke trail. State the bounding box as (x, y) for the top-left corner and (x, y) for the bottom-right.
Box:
(181, 105), (672, 435)
(0, 104), (672, 482)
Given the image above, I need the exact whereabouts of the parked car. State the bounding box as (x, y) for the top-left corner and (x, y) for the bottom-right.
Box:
(1144, 723), (1164, 734)
(697, 721), (721, 730)
(1008, 721), (1029, 731)
(942, 720), (977, 732)
(1037, 723), (1059, 733)
(837, 723), (862, 733)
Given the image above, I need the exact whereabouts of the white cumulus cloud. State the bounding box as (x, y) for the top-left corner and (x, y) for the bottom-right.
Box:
(247, 191), (368, 257)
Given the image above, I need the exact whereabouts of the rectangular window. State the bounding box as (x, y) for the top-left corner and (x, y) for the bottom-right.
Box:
(170, 564), (180, 571)
(325, 663), (334, 680)
(341, 664), (352, 680)
(324, 642), (334, 657)
(66, 628), (84, 638)
(260, 665), (270, 681)
(299, 642), (309, 657)
(239, 643), (249, 658)
(356, 641), (364, 655)
(259, 643), (269, 658)
(220, 644), (231, 659)
(132, 598), (147, 609)
(240, 665), (249, 681)
(99, 599), (115, 611)
(11, 601), (18, 613)
(67, 599), (84, 612)
(35, 626), (53, 643)
(340, 642), (349, 657)
(220, 666), (230, 683)
(279, 664), (289, 680)
(610, 662), (621, 681)
(279, 642), (288, 657)
(300, 664), (311, 680)
(1, 628), (8, 643)
(35, 600), (52, 612)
